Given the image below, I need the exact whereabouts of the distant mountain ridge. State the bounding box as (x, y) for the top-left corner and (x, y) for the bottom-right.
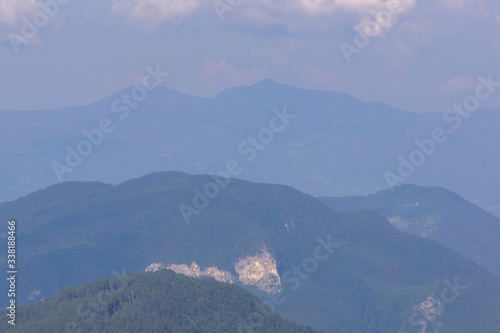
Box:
(1, 172), (500, 332)
(1, 79), (499, 218)
(319, 184), (500, 275)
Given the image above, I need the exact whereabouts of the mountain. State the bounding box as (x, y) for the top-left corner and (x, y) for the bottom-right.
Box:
(1, 172), (500, 332)
(319, 184), (500, 275)
(1, 79), (499, 218)
(0, 268), (318, 333)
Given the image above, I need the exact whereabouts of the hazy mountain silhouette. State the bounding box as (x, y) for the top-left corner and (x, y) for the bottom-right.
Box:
(1, 80), (499, 218)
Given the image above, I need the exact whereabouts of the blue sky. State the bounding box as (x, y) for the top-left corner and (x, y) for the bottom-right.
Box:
(1, 0), (500, 113)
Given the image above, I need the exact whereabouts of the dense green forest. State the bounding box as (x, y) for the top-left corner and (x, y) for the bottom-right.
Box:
(0, 269), (318, 332)
(320, 184), (500, 275)
(1, 172), (500, 332)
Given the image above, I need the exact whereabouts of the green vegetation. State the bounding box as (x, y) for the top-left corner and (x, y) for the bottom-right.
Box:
(1, 172), (500, 332)
(320, 184), (500, 275)
(0, 269), (318, 332)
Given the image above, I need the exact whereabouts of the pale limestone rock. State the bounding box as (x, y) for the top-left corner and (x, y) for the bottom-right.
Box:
(145, 262), (235, 283)
(417, 294), (444, 321)
(234, 248), (282, 294)
(204, 266), (235, 283)
(411, 293), (444, 332)
(145, 247), (282, 294)
(388, 216), (414, 231)
(145, 263), (165, 272)
(388, 216), (438, 238)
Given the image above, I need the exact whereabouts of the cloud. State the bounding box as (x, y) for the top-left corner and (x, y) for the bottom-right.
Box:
(211, 0), (418, 35)
(435, 76), (479, 95)
(0, 0), (52, 46)
(252, 0), (413, 15)
(299, 0), (399, 13)
(111, 0), (200, 31)
(354, 0), (417, 37)
(252, 37), (304, 66)
(109, 0), (419, 34)
(0, 0), (39, 26)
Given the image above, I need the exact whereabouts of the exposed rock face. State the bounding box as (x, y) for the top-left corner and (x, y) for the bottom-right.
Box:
(418, 294), (444, 321)
(388, 216), (414, 231)
(388, 216), (438, 238)
(204, 266), (236, 283)
(145, 263), (164, 272)
(145, 262), (235, 283)
(411, 293), (444, 333)
(234, 248), (282, 294)
(145, 248), (282, 294)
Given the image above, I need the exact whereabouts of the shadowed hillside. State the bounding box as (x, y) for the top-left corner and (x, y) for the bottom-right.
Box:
(1, 172), (499, 332)
(0, 269), (318, 333)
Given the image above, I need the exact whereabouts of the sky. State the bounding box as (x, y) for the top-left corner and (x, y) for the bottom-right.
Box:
(1, 0), (500, 113)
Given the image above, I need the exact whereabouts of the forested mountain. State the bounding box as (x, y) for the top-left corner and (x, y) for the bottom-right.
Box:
(0, 269), (317, 332)
(1, 172), (500, 332)
(320, 184), (500, 275)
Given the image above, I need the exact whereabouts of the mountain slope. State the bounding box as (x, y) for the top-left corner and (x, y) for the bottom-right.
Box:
(1, 172), (500, 332)
(319, 184), (500, 275)
(0, 269), (318, 333)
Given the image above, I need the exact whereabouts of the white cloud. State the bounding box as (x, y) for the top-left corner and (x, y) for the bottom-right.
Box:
(256, 0), (411, 14)
(0, 0), (54, 47)
(299, 0), (392, 13)
(213, 0), (418, 35)
(111, 0), (200, 31)
(0, 0), (38, 26)
(354, 0), (417, 37)
(296, 0), (340, 13)
(109, 0), (419, 34)
(436, 76), (479, 95)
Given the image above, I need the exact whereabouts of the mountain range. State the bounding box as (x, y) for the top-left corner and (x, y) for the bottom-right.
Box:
(1, 172), (499, 332)
(320, 184), (500, 275)
(1, 79), (499, 218)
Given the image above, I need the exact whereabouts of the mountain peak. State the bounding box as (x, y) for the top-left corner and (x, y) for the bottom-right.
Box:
(251, 78), (281, 88)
